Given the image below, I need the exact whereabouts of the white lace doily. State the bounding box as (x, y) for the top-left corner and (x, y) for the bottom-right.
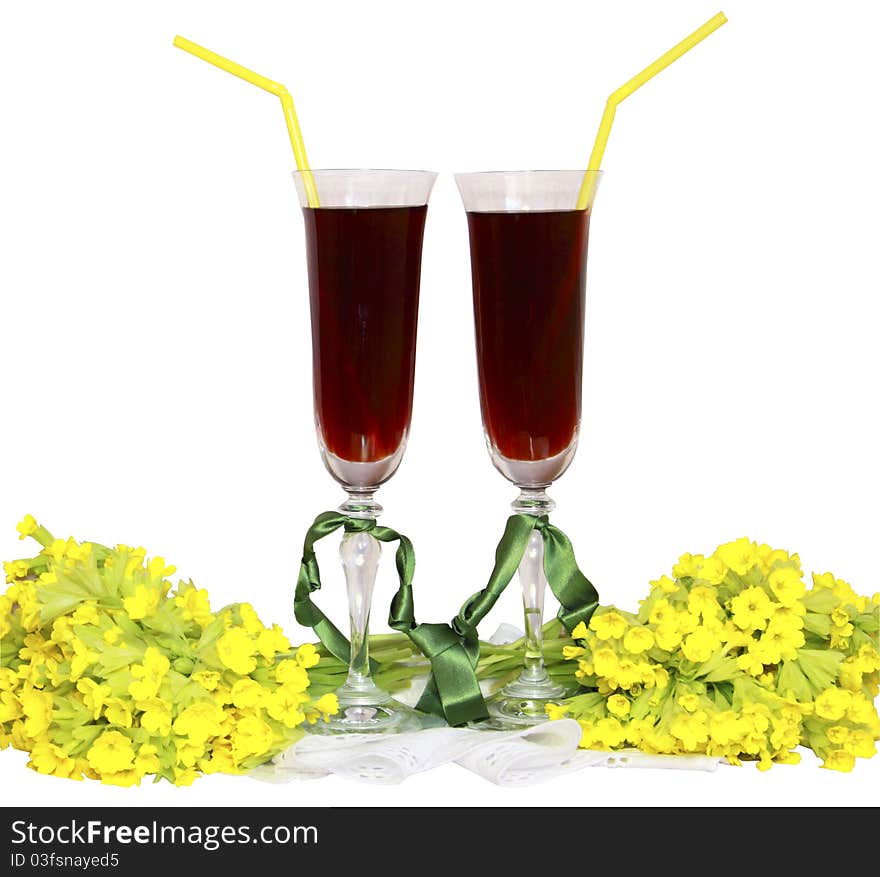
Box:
(252, 626), (721, 786)
(253, 720), (719, 787)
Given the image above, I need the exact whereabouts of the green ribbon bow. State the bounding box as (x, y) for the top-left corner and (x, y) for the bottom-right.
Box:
(294, 511), (599, 727)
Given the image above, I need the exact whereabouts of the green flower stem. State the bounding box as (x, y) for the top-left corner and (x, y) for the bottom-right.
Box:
(309, 624), (580, 705)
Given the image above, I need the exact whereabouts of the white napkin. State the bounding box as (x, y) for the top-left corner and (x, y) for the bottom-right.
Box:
(253, 719), (720, 786)
(252, 625), (720, 786)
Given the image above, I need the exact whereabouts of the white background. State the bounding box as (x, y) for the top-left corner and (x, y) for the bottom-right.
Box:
(1, 0), (878, 807)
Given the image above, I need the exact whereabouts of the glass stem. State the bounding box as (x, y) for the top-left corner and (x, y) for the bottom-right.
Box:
(338, 529), (388, 703)
(518, 528), (551, 685)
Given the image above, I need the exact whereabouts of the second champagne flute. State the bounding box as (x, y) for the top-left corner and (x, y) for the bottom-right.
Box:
(456, 169), (601, 726)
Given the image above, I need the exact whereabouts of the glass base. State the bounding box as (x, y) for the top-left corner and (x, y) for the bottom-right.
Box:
(305, 679), (424, 736)
(483, 677), (567, 728)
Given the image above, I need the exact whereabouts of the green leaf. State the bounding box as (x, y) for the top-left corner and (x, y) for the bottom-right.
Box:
(195, 617), (225, 653)
(94, 643), (146, 677)
(694, 653), (740, 682)
(629, 688), (656, 720)
(38, 577), (95, 623)
(802, 590), (839, 613)
(776, 660), (813, 701)
(796, 648), (845, 692)
(143, 601), (188, 638)
(803, 613), (832, 637)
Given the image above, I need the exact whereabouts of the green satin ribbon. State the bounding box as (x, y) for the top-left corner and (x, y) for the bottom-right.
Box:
(415, 514), (600, 725)
(295, 511), (486, 722)
(295, 510), (599, 728)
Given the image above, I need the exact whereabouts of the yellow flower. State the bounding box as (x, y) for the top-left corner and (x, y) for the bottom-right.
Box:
(175, 740), (205, 768)
(767, 567), (806, 606)
(623, 626), (655, 655)
(593, 717), (627, 749)
(815, 688), (852, 721)
(714, 538), (758, 576)
(672, 554), (703, 579)
(20, 688), (53, 738)
(76, 678), (112, 720)
(256, 625), (292, 661)
(606, 694), (630, 717)
(134, 744), (161, 777)
(736, 645), (765, 677)
(172, 767), (198, 786)
(1, 691), (25, 725)
(812, 572), (835, 590)
(675, 611), (700, 635)
(545, 702), (569, 721)
(709, 710), (746, 746)
(0, 668), (19, 692)
(29, 741), (81, 779)
(231, 714), (274, 761)
(4, 559), (30, 582)
(760, 618), (805, 662)
(123, 585), (161, 620)
(648, 598), (674, 626)
(104, 698), (133, 728)
(654, 624), (682, 651)
(191, 670), (222, 691)
(678, 693), (701, 713)
(846, 694), (876, 725)
(589, 611), (628, 641)
(857, 645), (880, 674)
(681, 628), (719, 663)
(87, 730), (136, 774)
(592, 647), (618, 678)
(688, 586), (721, 619)
(174, 587), (213, 627)
(172, 701), (225, 744)
(670, 710), (710, 751)
(295, 642), (319, 668)
(16, 514), (39, 540)
(698, 556), (727, 585)
(147, 556), (176, 579)
(102, 626), (123, 645)
(570, 621), (589, 640)
(238, 603), (265, 635)
(821, 750), (855, 773)
(275, 659), (310, 691)
(43, 538), (71, 562)
(128, 647), (170, 700)
(138, 698), (172, 736)
(825, 726), (850, 746)
(230, 678), (265, 709)
(216, 628), (257, 675)
(730, 586), (773, 631)
(71, 603), (101, 626)
(308, 693), (339, 723)
(847, 730), (877, 759)
(266, 683), (307, 728)
(650, 575), (680, 595)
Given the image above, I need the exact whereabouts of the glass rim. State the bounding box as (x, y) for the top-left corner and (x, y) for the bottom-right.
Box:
(454, 169), (603, 179)
(291, 168), (438, 178)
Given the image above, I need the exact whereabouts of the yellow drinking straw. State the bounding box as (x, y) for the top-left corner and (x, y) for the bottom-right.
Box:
(576, 11), (728, 209)
(173, 35), (320, 207)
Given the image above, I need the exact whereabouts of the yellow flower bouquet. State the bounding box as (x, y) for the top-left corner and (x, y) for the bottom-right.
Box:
(554, 538), (880, 771)
(2, 518), (878, 785)
(1, 517), (336, 786)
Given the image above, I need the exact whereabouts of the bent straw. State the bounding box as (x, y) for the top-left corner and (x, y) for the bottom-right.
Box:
(173, 36), (320, 207)
(576, 11), (728, 209)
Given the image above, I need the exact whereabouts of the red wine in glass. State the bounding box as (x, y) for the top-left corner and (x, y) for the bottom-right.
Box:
(302, 205), (427, 477)
(466, 208), (591, 475)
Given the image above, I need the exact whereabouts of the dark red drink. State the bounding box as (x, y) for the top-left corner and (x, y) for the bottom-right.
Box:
(466, 209), (591, 464)
(303, 205), (427, 465)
